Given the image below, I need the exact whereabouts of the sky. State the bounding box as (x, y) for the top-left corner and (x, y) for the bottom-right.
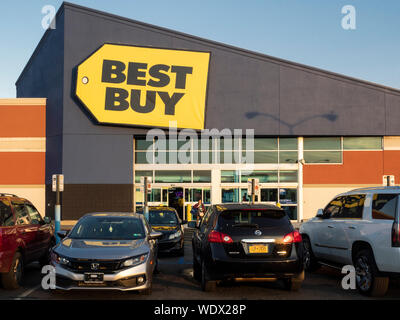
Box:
(0, 0), (399, 97)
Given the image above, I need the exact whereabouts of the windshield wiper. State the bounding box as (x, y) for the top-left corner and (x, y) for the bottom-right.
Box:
(232, 223), (259, 228)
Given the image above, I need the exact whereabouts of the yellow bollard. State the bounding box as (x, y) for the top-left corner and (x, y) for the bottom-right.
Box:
(187, 204), (192, 221)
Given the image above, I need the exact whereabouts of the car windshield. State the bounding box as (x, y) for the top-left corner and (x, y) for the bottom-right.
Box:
(68, 216), (145, 240)
(148, 210), (178, 225)
(218, 209), (289, 228)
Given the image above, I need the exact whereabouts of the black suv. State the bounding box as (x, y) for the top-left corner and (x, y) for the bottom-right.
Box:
(191, 203), (304, 291)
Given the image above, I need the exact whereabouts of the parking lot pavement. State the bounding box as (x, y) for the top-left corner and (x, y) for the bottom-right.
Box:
(1, 232), (400, 300)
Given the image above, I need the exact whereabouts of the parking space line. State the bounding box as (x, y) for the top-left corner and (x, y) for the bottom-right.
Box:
(14, 285), (40, 300)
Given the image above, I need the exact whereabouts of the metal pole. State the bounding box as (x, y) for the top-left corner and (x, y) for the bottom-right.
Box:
(55, 175), (61, 244)
(251, 178), (255, 204)
(144, 176), (149, 221)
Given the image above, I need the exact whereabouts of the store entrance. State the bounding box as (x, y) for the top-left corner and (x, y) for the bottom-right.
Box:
(168, 187), (184, 220)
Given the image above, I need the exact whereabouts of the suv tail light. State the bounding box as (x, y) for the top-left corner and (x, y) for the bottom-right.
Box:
(208, 230), (233, 244)
(283, 230), (302, 244)
(392, 221), (400, 247)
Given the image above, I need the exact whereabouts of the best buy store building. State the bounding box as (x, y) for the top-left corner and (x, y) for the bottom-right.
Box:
(14, 3), (400, 222)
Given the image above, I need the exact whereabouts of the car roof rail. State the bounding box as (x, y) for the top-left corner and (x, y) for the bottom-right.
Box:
(350, 186), (400, 192)
(0, 193), (18, 197)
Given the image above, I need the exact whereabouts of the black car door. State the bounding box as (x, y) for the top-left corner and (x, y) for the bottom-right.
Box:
(193, 206), (214, 260)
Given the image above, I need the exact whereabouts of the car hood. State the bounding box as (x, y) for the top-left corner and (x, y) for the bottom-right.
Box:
(54, 238), (149, 260)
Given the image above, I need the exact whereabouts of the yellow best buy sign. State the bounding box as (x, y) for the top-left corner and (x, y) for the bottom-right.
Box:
(76, 44), (210, 130)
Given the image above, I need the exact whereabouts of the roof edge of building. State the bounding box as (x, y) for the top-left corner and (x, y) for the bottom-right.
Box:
(0, 98), (47, 106)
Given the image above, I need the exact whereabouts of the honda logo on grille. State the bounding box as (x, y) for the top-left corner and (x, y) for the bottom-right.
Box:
(91, 263), (100, 270)
(254, 230), (262, 236)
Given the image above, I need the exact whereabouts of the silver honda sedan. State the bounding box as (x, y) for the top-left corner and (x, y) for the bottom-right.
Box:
(51, 213), (161, 294)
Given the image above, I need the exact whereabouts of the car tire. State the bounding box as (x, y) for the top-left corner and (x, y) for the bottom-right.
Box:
(201, 260), (216, 292)
(303, 236), (320, 272)
(354, 249), (389, 297)
(1, 252), (24, 290)
(283, 270), (304, 292)
(193, 255), (201, 282)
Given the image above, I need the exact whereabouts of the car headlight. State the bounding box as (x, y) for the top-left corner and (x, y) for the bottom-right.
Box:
(122, 254), (148, 267)
(168, 230), (182, 240)
(51, 252), (70, 265)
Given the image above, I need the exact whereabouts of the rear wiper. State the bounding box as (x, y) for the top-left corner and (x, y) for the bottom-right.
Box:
(232, 223), (259, 228)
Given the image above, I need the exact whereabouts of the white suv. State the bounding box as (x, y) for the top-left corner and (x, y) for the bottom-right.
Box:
(300, 186), (400, 297)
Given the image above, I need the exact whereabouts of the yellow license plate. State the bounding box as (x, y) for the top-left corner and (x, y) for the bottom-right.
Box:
(249, 244), (268, 253)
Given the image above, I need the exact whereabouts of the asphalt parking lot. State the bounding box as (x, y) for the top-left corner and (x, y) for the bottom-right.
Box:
(1, 229), (400, 300)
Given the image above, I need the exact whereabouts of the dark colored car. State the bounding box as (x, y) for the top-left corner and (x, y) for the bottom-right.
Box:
(51, 213), (161, 293)
(191, 203), (304, 292)
(138, 207), (186, 256)
(0, 193), (55, 289)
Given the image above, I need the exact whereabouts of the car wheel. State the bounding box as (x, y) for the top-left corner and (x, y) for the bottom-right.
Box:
(2, 252), (24, 290)
(303, 236), (320, 272)
(283, 270), (304, 292)
(201, 260), (216, 292)
(354, 249), (389, 297)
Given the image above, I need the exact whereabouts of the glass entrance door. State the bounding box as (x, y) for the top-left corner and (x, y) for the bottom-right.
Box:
(167, 187), (184, 220)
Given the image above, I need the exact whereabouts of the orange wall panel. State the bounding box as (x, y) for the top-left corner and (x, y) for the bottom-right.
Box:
(304, 151), (383, 184)
(0, 152), (45, 184)
(383, 150), (400, 182)
(0, 105), (45, 137)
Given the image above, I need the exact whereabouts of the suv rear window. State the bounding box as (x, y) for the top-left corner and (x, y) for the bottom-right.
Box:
(218, 209), (289, 229)
(372, 194), (398, 220)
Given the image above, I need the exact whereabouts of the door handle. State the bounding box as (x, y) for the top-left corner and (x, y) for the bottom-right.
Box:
(348, 226), (356, 230)
(327, 225), (334, 229)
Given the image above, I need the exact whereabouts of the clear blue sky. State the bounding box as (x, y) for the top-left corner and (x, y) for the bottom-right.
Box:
(0, 0), (399, 97)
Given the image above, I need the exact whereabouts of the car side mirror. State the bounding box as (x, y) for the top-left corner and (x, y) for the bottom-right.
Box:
(43, 216), (51, 224)
(316, 209), (324, 218)
(149, 231), (162, 240)
(187, 221), (198, 229)
(57, 230), (68, 239)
